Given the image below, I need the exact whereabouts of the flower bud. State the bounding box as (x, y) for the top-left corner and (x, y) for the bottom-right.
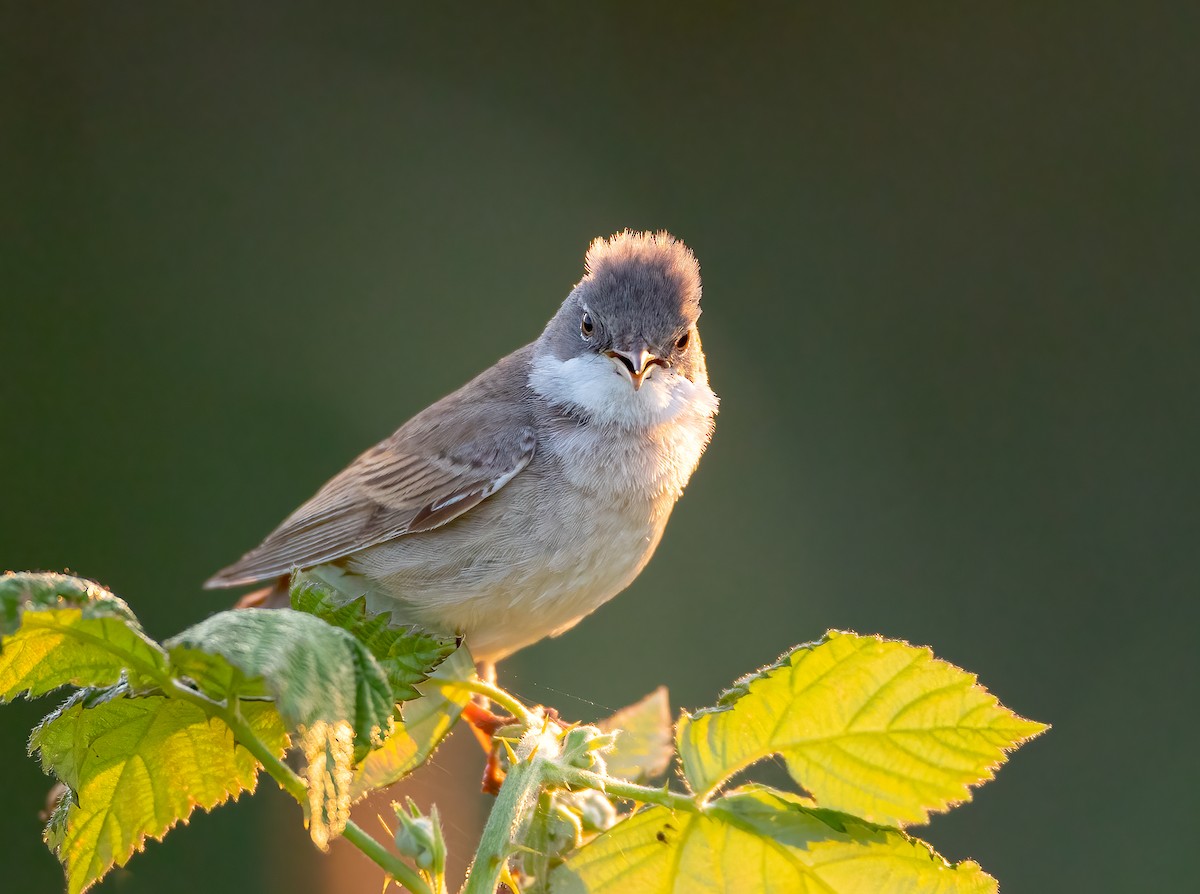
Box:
(393, 799), (445, 874)
(562, 788), (618, 833)
(560, 724), (616, 770)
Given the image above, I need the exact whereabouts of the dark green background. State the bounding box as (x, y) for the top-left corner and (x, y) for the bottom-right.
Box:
(3, 4), (1196, 892)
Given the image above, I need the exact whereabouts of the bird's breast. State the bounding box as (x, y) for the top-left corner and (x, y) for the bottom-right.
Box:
(544, 410), (714, 506)
(349, 390), (716, 661)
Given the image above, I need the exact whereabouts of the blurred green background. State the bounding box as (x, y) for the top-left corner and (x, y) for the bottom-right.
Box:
(3, 4), (1197, 892)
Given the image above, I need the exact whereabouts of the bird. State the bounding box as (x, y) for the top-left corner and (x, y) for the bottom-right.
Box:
(205, 231), (718, 675)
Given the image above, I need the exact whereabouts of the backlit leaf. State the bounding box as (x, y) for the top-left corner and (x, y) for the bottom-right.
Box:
(351, 645), (474, 799)
(0, 572), (166, 699)
(291, 568), (457, 703)
(553, 786), (996, 894)
(166, 608), (394, 757)
(31, 686), (287, 894)
(677, 631), (1048, 825)
(596, 686), (674, 783)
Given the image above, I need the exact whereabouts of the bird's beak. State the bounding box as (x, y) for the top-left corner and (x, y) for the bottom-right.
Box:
(606, 347), (659, 391)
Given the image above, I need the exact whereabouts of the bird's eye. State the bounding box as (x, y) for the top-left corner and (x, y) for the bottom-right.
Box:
(675, 330), (691, 351)
(581, 313), (595, 337)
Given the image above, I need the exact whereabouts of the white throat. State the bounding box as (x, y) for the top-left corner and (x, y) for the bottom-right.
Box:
(528, 350), (718, 429)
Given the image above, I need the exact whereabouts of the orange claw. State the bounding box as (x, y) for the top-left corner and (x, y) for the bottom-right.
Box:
(462, 701), (515, 794)
(463, 701), (510, 738)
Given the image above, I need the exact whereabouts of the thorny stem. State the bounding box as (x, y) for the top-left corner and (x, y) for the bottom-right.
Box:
(556, 766), (700, 813)
(461, 753), (548, 894)
(455, 679), (701, 893)
(343, 820), (433, 894)
(173, 671), (699, 894)
(461, 677), (701, 812)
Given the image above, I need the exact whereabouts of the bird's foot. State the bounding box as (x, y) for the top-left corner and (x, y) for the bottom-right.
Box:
(463, 701), (516, 794)
(463, 700), (513, 738)
(463, 701), (565, 795)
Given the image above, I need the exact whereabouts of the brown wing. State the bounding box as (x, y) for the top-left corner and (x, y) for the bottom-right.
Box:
(204, 349), (538, 589)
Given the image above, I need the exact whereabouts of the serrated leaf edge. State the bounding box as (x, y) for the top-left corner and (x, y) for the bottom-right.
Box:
(677, 630), (1049, 821)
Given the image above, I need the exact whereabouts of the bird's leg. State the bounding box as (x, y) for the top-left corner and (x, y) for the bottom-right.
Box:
(466, 660), (515, 794)
(462, 700), (510, 739)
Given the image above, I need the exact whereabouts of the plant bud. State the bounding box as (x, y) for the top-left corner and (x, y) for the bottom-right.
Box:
(563, 788), (618, 832)
(393, 799), (446, 874)
(560, 725), (616, 770)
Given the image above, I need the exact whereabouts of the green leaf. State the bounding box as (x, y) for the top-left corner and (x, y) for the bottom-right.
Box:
(552, 786), (996, 894)
(596, 686), (674, 783)
(677, 631), (1048, 826)
(0, 572), (167, 699)
(165, 608), (394, 756)
(166, 607), (401, 849)
(351, 645), (474, 800)
(291, 568), (457, 703)
(30, 686), (287, 894)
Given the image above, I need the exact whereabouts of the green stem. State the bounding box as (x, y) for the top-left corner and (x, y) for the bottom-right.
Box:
(344, 820), (433, 894)
(166, 680), (431, 894)
(167, 680), (310, 801)
(523, 791), (557, 894)
(462, 754), (547, 894)
(458, 677), (536, 725)
(555, 766), (700, 813)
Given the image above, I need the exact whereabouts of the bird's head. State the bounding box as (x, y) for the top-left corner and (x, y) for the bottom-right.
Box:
(534, 231), (715, 426)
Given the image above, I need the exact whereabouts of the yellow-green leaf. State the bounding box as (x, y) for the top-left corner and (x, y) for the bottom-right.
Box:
(677, 631), (1047, 825)
(597, 686), (674, 783)
(166, 608), (394, 758)
(552, 786), (996, 894)
(166, 607), (407, 848)
(0, 572), (167, 699)
(292, 567), (458, 704)
(351, 646), (474, 800)
(31, 687), (287, 894)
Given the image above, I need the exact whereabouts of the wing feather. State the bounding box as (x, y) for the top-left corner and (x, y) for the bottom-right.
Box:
(205, 348), (538, 589)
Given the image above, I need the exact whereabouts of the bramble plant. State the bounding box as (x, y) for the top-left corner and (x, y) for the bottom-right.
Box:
(0, 571), (1046, 894)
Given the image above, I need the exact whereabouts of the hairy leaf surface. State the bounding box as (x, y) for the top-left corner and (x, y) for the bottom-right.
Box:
(352, 646), (474, 799)
(166, 608), (394, 756)
(0, 572), (166, 699)
(291, 568), (457, 703)
(553, 786), (996, 894)
(677, 631), (1047, 825)
(597, 686), (674, 783)
(31, 687), (286, 894)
